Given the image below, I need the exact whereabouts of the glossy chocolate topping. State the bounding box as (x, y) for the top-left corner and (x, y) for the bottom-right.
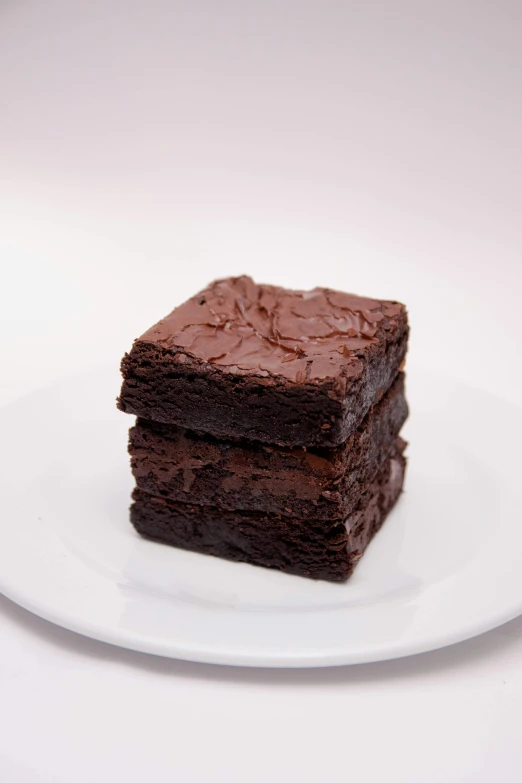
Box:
(140, 276), (405, 383)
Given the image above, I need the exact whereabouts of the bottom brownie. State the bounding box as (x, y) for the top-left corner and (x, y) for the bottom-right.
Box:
(130, 439), (406, 582)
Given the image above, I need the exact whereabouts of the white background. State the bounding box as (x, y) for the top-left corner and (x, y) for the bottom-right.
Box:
(1, 1), (521, 781)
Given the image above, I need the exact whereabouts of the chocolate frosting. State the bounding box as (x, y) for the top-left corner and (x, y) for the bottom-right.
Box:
(140, 276), (405, 384)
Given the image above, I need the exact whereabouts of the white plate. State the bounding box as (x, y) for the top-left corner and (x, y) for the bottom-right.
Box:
(0, 366), (521, 667)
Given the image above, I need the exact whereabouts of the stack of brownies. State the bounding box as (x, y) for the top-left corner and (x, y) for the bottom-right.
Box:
(117, 276), (409, 582)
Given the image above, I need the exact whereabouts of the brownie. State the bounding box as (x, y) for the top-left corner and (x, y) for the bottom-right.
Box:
(129, 372), (408, 520)
(118, 276), (408, 447)
(131, 440), (406, 582)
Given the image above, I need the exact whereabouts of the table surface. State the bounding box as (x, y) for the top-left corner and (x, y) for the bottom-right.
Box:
(1, 2), (521, 781)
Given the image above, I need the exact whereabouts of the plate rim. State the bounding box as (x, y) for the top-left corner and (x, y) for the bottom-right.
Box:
(0, 366), (521, 668)
(1, 575), (521, 667)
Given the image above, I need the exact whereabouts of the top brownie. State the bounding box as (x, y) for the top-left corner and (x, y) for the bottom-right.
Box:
(117, 276), (408, 447)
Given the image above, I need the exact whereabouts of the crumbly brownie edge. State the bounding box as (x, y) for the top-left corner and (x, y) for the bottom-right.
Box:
(130, 444), (406, 582)
(118, 325), (408, 447)
(129, 374), (408, 520)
